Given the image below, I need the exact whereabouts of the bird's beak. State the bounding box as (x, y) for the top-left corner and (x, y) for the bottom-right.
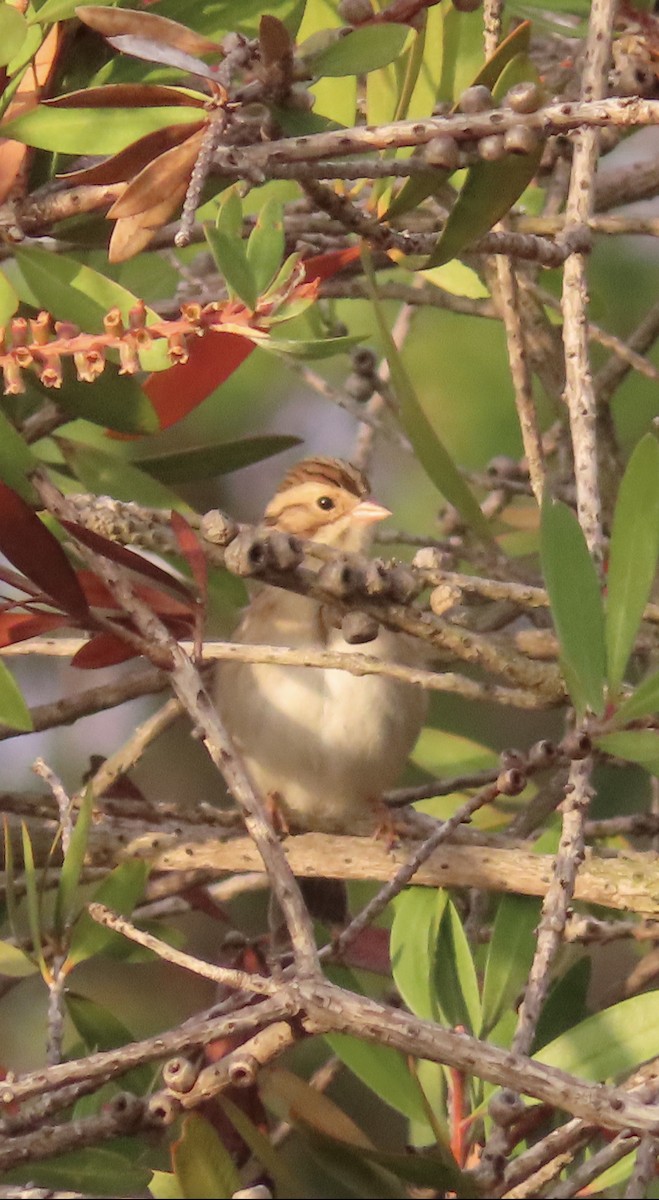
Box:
(352, 498), (392, 525)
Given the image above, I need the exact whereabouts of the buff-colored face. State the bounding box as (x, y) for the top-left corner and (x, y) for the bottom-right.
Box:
(263, 456), (391, 551)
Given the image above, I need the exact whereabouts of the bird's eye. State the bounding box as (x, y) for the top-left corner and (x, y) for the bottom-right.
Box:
(317, 495), (335, 511)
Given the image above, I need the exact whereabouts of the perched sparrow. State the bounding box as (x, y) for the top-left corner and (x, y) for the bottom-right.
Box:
(214, 456), (428, 837)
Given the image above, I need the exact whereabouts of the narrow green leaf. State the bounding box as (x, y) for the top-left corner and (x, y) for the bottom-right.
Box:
(533, 957), (591, 1050)
(536, 992), (659, 1080)
(1, 104), (201, 155)
(173, 1114), (239, 1200)
(363, 252), (492, 540)
(20, 822), (46, 977)
(433, 898), (481, 1034)
(325, 1032), (429, 1123)
(427, 141), (542, 268)
(246, 198), (285, 294)
(0, 5), (27, 66)
(43, 368), (159, 436)
(68, 860), (149, 965)
(3, 819), (18, 941)
(0, 659), (33, 732)
(135, 434), (301, 484)
(481, 895), (540, 1037)
(265, 332), (363, 359)
(14, 1147), (151, 1195)
(205, 225), (258, 312)
(596, 730), (659, 776)
(611, 669), (659, 725)
(57, 438), (194, 512)
(307, 24), (409, 77)
(540, 497), (606, 715)
(54, 788), (94, 938)
(0, 409), (37, 501)
(0, 939), (38, 978)
(391, 888), (445, 1021)
(218, 1096), (305, 1199)
(0, 268), (18, 326)
(606, 435), (659, 694)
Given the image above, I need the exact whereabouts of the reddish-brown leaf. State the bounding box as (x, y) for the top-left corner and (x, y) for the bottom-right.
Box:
(144, 330), (256, 428)
(0, 611), (69, 648)
(171, 511), (206, 658)
(44, 83), (205, 108)
(170, 511), (207, 602)
(302, 245), (361, 282)
(0, 484), (90, 621)
(259, 14), (292, 66)
(57, 121), (203, 187)
(76, 6), (222, 59)
(71, 631), (140, 669)
(108, 179), (189, 263)
(107, 128), (205, 219)
(60, 521), (194, 602)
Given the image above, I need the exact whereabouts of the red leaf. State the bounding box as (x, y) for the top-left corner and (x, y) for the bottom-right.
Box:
(171, 511), (206, 658)
(71, 632), (140, 669)
(60, 521), (193, 602)
(170, 511), (207, 600)
(302, 245), (361, 283)
(0, 611), (69, 648)
(0, 484), (90, 621)
(45, 83), (206, 108)
(144, 330), (256, 429)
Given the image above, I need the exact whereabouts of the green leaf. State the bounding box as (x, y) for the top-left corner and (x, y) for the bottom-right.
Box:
(246, 198), (285, 295)
(0, 939), (38, 978)
(0, 268), (18, 325)
(0, 4), (27, 66)
(307, 24), (409, 77)
(0, 659), (33, 732)
(606, 435), (659, 695)
(363, 251), (492, 540)
(0, 409), (37, 501)
(43, 369), (159, 436)
(14, 245), (168, 372)
(218, 1096), (305, 1199)
(150, 1171), (184, 1200)
(173, 1114), (239, 1200)
(533, 957), (591, 1050)
(265, 332), (363, 359)
(205, 225), (258, 312)
(391, 888), (444, 1021)
(54, 788), (93, 938)
(411, 728), (498, 776)
(540, 496), (606, 715)
(596, 730), (659, 776)
(325, 1032), (430, 1123)
(1, 103), (201, 155)
(427, 139), (542, 269)
(57, 438), (193, 511)
(68, 860), (149, 965)
(536, 992), (659, 1080)
(481, 895), (540, 1038)
(20, 822), (46, 977)
(135, 434), (301, 484)
(7, 1147), (151, 1195)
(611, 669), (659, 725)
(433, 897), (481, 1034)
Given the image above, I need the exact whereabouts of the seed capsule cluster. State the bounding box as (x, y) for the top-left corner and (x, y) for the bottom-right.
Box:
(423, 80), (543, 172)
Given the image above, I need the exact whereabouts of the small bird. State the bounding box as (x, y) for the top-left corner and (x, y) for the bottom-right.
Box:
(214, 455), (428, 838)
